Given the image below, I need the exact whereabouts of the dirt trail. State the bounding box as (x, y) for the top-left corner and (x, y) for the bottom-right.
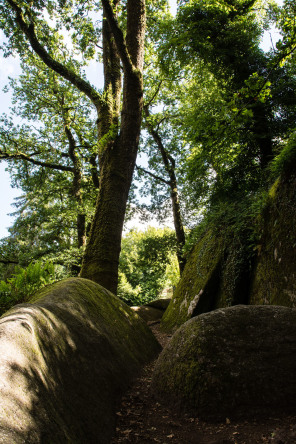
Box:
(111, 322), (296, 444)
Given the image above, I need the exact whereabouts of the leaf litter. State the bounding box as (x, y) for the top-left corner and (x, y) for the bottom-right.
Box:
(111, 322), (296, 443)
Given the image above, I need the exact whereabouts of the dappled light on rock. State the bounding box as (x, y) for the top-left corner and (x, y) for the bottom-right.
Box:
(0, 278), (161, 443)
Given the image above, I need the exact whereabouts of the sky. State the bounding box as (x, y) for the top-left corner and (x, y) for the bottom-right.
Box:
(0, 0), (280, 239)
(0, 1), (178, 239)
(0, 39), (22, 238)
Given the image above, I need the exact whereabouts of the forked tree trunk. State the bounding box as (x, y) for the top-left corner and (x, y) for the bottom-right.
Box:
(80, 0), (146, 294)
(7, 0), (145, 295)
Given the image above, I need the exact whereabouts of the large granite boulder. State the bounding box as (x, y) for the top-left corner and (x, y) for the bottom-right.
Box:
(131, 305), (165, 322)
(161, 230), (251, 332)
(250, 173), (296, 306)
(0, 278), (161, 443)
(146, 298), (171, 311)
(152, 305), (296, 420)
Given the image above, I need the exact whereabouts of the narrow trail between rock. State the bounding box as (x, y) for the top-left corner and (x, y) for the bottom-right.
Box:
(111, 322), (296, 444)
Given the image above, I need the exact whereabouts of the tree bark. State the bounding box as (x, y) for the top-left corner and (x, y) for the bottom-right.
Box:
(252, 103), (273, 169)
(6, 0), (146, 295)
(144, 107), (186, 273)
(79, 0), (146, 294)
(64, 125), (86, 248)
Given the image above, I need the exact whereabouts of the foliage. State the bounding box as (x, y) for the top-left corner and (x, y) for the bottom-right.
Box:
(135, 0), (271, 232)
(118, 227), (179, 306)
(141, 0), (296, 238)
(269, 131), (296, 178)
(0, 260), (63, 315)
(0, 48), (99, 273)
(0, 0), (296, 296)
(183, 188), (269, 262)
(169, 0), (264, 80)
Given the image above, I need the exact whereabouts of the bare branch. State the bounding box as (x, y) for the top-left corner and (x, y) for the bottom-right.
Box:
(145, 80), (163, 108)
(143, 106), (175, 171)
(0, 152), (74, 172)
(135, 164), (170, 185)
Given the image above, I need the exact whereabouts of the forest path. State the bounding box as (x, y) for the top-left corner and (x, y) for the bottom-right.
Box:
(111, 323), (296, 444)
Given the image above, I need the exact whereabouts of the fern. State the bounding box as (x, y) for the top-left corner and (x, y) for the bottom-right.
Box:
(0, 260), (58, 316)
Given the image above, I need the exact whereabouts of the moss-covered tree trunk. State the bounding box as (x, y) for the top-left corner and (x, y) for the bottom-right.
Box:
(6, 0), (145, 295)
(80, 0), (146, 294)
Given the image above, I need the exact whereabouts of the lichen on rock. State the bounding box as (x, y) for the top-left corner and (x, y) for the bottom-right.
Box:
(161, 230), (224, 332)
(0, 277), (161, 443)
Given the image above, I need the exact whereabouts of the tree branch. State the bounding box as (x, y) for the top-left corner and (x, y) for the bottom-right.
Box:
(101, 0), (134, 74)
(89, 153), (100, 189)
(135, 164), (170, 185)
(0, 258), (19, 265)
(145, 80), (163, 108)
(0, 152), (74, 172)
(143, 106), (175, 171)
(6, 0), (104, 108)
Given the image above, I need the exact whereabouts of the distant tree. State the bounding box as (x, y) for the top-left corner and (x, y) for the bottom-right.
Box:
(118, 227), (179, 305)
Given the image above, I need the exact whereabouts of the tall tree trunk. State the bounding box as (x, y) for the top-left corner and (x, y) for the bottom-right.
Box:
(80, 0), (146, 294)
(6, 0), (146, 295)
(63, 106), (87, 249)
(252, 103), (273, 169)
(144, 107), (186, 273)
(170, 180), (186, 274)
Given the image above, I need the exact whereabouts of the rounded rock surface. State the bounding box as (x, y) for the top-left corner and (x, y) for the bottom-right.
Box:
(0, 278), (161, 443)
(152, 305), (296, 420)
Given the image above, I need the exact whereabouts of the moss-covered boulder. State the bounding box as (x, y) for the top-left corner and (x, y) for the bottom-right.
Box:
(250, 173), (296, 306)
(132, 305), (164, 322)
(132, 298), (171, 323)
(146, 298), (171, 311)
(161, 229), (251, 332)
(161, 172), (296, 333)
(153, 305), (296, 420)
(0, 278), (161, 443)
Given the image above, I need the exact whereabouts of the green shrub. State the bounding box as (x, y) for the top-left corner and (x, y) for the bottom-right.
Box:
(118, 227), (180, 306)
(0, 260), (60, 316)
(270, 133), (296, 178)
